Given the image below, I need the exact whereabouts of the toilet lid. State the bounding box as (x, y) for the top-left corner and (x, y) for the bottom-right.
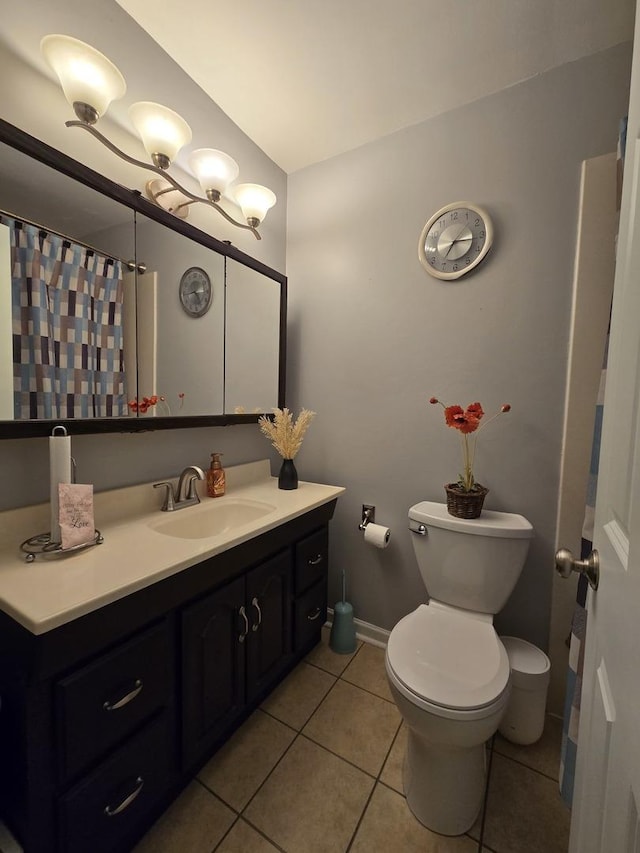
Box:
(387, 604), (510, 711)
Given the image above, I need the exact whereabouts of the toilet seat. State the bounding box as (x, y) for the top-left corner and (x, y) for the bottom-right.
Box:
(386, 602), (510, 713)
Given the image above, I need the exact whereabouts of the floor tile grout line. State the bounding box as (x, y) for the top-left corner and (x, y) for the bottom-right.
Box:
(295, 729), (395, 781)
(211, 813), (240, 852)
(491, 747), (561, 783)
(344, 779), (378, 853)
(218, 813), (289, 853)
(338, 674), (398, 706)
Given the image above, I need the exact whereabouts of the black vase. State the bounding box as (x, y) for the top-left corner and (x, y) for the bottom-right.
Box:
(278, 458), (298, 490)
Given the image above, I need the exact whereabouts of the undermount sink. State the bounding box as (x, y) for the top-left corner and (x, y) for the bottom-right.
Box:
(150, 499), (276, 540)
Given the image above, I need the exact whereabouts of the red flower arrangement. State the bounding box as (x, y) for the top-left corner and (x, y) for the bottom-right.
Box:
(127, 395), (165, 414)
(430, 397), (511, 492)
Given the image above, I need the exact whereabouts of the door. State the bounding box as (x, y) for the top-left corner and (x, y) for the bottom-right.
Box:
(181, 575), (246, 770)
(245, 550), (293, 702)
(568, 8), (640, 850)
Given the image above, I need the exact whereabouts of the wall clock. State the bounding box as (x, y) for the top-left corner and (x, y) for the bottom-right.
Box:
(179, 267), (212, 317)
(418, 201), (494, 280)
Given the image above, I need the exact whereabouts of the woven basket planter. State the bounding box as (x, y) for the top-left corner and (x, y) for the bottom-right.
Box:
(444, 483), (489, 519)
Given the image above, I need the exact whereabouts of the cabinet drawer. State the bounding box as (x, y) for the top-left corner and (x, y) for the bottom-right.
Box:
(294, 578), (327, 652)
(56, 619), (173, 782)
(295, 527), (328, 594)
(59, 713), (172, 853)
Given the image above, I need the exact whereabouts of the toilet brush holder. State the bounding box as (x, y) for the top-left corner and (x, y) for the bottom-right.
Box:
(330, 600), (357, 654)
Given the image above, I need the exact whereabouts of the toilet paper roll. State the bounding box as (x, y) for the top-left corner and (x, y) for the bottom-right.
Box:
(49, 429), (72, 544)
(364, 522), (391, 549)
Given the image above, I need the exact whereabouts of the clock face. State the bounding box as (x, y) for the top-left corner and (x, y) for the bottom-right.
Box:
(179, 267), (212, 317)
(418, 202), (493, 280)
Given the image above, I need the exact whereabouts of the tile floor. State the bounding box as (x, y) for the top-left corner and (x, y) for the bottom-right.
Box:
(128, 628), (571, 853)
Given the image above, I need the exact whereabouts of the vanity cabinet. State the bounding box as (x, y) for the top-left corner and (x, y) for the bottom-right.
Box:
(0, 501), (336, 853)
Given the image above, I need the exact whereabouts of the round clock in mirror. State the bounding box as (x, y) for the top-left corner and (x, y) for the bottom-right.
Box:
(179, 266), (213, 317)
(418, 202), (493, 280)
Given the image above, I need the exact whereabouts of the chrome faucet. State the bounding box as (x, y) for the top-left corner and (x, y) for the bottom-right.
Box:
(153, 465), (205, 511)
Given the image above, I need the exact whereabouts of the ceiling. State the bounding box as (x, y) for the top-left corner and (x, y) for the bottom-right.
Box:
(115, 0), (635, 174)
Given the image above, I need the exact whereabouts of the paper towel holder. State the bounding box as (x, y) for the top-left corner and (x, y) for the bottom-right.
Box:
(359, 504), (375, 530)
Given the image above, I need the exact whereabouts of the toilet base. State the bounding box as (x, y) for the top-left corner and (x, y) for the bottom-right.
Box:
(404, 729), (487, 836)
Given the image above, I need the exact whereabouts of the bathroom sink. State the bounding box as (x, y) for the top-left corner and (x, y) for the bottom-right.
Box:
(149, 499), (276, 540)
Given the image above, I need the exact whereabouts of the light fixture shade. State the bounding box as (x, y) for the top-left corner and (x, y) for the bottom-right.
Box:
(129, 101), (192, 165)
(145, 179), (191, 219)
(189, 149), (239, 196)
(40, 34), (126, 119)
(233, 183), (277, 225)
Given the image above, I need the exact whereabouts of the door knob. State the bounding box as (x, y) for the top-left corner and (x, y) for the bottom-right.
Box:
(555, 547), (599, 591)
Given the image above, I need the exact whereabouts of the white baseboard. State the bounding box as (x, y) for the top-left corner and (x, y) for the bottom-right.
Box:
(326, 607), (390, 649)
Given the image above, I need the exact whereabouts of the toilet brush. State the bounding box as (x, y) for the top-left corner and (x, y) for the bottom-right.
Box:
(329, 567), (357, 654)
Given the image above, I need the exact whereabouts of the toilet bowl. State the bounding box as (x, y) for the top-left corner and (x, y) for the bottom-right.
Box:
(385, 502), (533, 835)
(386, 601), (511, 834)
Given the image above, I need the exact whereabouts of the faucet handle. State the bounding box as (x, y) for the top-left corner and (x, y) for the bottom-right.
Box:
(153, 481), (176, 512)
(185, 476), (201, 503)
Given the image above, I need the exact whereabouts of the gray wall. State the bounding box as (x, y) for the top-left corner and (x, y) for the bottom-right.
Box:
(286, 44), (632, 650)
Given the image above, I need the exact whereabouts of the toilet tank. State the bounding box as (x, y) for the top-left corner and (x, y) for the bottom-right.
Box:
(408, 501), (533, 614)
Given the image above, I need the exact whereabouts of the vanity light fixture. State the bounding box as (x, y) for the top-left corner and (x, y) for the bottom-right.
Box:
(40, 34), (276, 240)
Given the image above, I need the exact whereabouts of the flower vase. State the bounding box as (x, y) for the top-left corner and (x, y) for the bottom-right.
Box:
(444, 483), (489, 519)
(278, 458), (298, 490)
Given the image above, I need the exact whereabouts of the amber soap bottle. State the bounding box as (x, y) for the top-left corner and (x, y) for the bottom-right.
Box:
(207, 453), (226, 497)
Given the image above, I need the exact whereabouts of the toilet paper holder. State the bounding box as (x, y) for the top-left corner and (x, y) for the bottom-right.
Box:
(358, 504), (375, 530)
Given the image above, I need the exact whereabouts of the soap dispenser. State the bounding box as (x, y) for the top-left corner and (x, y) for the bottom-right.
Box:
(207, 453), (225, 498)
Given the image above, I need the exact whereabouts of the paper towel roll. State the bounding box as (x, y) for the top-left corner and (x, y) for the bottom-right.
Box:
(364, 522), (391, 549)
(49, 427), (72, 544)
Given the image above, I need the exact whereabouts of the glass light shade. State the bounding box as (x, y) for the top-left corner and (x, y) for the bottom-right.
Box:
(189, 149), (239, 196)
(128, 101), (192, 165)
(40, 34), (126, 118)
(233, 183), (277, 224)
(145, 179), (191, 219)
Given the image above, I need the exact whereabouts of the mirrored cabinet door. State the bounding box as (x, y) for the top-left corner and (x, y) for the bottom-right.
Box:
(133, 214), (225, 417)
(0, 140), (136, 424)
(225, 258), (282, 414)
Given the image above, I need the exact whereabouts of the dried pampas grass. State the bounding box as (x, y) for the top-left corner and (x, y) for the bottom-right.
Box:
(258, 407), (316, 459)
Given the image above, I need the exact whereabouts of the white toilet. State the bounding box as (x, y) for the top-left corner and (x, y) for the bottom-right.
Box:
(385, 501), (533, 836)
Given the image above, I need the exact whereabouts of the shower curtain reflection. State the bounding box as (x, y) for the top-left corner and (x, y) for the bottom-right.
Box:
(4, 216), (127, 419)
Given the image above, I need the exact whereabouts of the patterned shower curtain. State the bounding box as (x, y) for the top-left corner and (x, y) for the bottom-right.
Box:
(4, 217), (127, 419)
(559, 326), (609, 807)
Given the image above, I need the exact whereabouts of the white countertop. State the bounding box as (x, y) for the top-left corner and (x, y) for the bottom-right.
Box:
(0, 460), (345, 635)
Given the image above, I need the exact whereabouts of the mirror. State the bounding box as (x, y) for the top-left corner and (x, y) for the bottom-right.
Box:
(225, 258), (282, 414)
(133, 212), (225, 417)
(0, 118), (286, 438)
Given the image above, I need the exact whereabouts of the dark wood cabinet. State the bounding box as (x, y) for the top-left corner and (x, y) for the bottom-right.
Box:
(0, 501), (336, 853)
(245, 549), (293, 702)
(181, 575), (246, 770)
(181, 549), (293, 771)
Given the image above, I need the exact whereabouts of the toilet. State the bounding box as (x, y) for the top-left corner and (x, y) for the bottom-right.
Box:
(385, 501), (533, 836)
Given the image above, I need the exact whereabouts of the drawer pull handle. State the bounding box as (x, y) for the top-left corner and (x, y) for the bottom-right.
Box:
(103, 679), (143, 712)
(307, 607), (322, 621)
(308, 554), (323, 566)
(104, 776), (144, 817)
(238, 605), (249, 643)
(251, 596), (262, 632)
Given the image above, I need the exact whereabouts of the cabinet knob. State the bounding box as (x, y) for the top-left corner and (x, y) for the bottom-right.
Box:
(238, 605), (249, 643)
(251, 596), (262, 632)
(103, 679), (143, 712)
(308, 554), (323, 566)
(104, 776), (144, 816)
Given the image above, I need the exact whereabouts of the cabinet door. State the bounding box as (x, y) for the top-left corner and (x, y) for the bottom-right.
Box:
(181, 575), (246, 770)
(246, 550), (293, 703)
